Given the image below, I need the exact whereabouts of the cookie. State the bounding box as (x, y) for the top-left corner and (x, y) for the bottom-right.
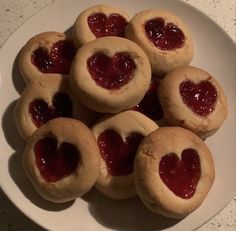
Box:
(14, 76), (97, 139)
(19, 32), (76, 83)
(23, 118), (101, 203)
(70, 37), (151, 113)
(91, 110), (158, 199)
(158, 66), (228, 138)
(125, 9), (194, 75)
(134, 127), (215, 218)
(73, 5), (130, 46)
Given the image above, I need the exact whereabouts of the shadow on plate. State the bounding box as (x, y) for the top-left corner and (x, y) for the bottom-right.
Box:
(83, 188), (182, 231)
(64, 26), (73, 37)
(2, 100), (26, 151)
(2, 100), (73, 211)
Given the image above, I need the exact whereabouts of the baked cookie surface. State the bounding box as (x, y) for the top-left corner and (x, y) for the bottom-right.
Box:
(23, 118), (101, 203)
(19, 31), (76, 83)
(158, 66), (228, 138)
(14, 76), (97, 139)
(134, 127), (215, 218)
(73, 5), (130, 46)
(70, 37), (151, 113)
(125, 9), (194, 75)
(91, 110), (158, 199)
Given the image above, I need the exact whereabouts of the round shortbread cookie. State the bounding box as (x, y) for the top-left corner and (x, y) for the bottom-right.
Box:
(91, 110), (158, 200)
(134, 127), (215, 218)
(14, 76), (97, 139)
(19, 31), (76, 83)
(70, 36), (151, 113)
(125, 9), (194, 75)
(158, 66), (228, 138)
(73, 4), (130, 46)
(23, 118), (101, 203)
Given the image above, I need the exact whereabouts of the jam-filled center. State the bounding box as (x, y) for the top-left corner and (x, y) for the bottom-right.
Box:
(87, 52), (136, 90)
(134, 78), (163, 120)
(97, 129), (144, 176)
(34, 137), (79, 182)
(29, 92), (73, 127)
(179, 80), (217, 117)
(31, 40), (76, 74)
(145, 18), (185, 50)
(88, 13), (128, 38)
(159, 149), (201, 199)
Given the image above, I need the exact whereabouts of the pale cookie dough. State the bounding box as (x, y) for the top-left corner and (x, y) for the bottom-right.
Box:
(70, 37), (151, 113)
(19, 31), (76, 83)
(73, 5), (130, 47)
(91, 110), (158, 200)
(14, 76), (97, 139)
(134, 127), (215, 218)
(158, 66), (228, 139)
(23, 118), (101, 203)
(125, 9), (194, 75)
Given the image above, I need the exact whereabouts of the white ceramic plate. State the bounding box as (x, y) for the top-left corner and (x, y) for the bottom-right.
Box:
(0, 0), (235, 230)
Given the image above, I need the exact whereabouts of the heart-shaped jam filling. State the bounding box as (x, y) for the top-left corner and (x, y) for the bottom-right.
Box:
(35, 137), (79, 182)
(29, 92), (73, 127)
(88, 13), (128, 38)
(179, 80), (217, 117)
(31, 40), (76, 74)
(145, 18), (185, 50)
(87, 52), (136, 89)
(134, 78), (163, 120)
(97, 129), (144, 176)
(159, 149), (201, 198)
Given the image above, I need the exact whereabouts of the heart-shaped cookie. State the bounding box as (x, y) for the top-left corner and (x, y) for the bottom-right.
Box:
(87, 52), (136, 89)
(145, 18), (185, 50)
(88, 13), (128, 38)
(31, 40), (76, 74)
(97, 129), (144, 176)
(134, 127), (215, 218)
(159, 149), (201, 199)
(180, 80), (217, 117)
(23, 118), (101, 202)
(125, 9), (194, 74)
(35, 137), (79, 182)
(29, 92), (72, 127)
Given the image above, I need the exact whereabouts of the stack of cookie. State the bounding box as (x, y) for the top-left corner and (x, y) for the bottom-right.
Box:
(15, 5), (228, 218)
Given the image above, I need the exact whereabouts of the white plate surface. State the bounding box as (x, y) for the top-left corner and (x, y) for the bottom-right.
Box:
(0, 0), (235, 230)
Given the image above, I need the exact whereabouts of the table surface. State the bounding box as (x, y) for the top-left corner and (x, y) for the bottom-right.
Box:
(0, 0), (235, 230)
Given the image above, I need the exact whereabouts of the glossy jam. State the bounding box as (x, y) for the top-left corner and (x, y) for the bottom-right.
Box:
(145, 18), (185, 50)
(31, 40), (76, 74)
(34, 137), (79, 182)
(179, 80), (217, 117)
(29, 92), (73, 127)
(159, 149), (201, 199)
(87, 52), (136, 89)
(88, 13), (128, 38)
(134, 78), (163, 120)
(97, 129), (144, 176)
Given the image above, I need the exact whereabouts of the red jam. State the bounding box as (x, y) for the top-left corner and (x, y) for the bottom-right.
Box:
(34, 137), (79, 182)
(134, 78), (163, 120)
(159, 149), (201, 199)
(87, 52), (136, 89)
(145, 18), (185, 50)
(29, 92), (73, 127)
(179, 80), (217, 117)
(88, 13), (128, 38)
(97, 129), (144, 176)
(31, 40), (76, 74)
